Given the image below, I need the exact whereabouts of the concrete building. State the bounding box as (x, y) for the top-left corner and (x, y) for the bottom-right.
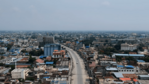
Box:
(117, 65), (140, 73)
(0, 68), (11, 76)
(11, 69), (30, 79)
(52, 50), (65, 58)
(37, 36), (55, 46)
(43, 36), (55, 44)
(121, 43), (137, 51)
(37, 35), (43, 43)
(139, 75), (149, 80)
(34, 63), (46, 71)
(44, 44), (61, 56)
(112, 54), (144, 59)
(0, 57), (17, 64)
(0, 47), (7, 53)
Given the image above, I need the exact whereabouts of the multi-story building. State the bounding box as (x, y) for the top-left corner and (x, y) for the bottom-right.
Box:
(44, 44), (61, 56)
(121, 43), (137, 51)
(43, 36), (55, 44)
(37, 36), (55, 46)
(11, 69), (30, 79)
(117, 65), (140, 73)
(52, 50), (65, 58)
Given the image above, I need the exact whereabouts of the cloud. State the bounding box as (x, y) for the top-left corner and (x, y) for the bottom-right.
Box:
(12, 7), (20, 12)
(101, 1), (110, 6)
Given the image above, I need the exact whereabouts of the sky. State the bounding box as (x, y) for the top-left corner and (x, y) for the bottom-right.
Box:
(0, 0), (149, 31)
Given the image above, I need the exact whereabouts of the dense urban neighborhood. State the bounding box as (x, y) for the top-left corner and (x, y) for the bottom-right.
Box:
(0, 31), (149, 84)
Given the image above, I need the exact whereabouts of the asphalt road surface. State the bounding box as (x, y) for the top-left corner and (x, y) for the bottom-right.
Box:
(63, 46), (86, 84)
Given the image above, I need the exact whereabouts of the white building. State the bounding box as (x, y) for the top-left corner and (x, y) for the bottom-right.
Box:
(0, 57), (17, 64)
(34, 63), (46, 71)
(0, 47), (7, 53)
(117, 65), (140, 73)
(121, 43), (137, 51)
(11, 69), (30, 79)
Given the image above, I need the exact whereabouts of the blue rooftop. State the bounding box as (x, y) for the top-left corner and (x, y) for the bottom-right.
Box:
(43, 77), (50, 79)
(126, 65), (134, 68)
(11, 54), (17, 56)
(76, 41), (79, 44)
(86, 46), (89, 48)
(137, 60), (145, 62)
(39, 56), (47, 59)
(117, 65), (124, 68)
(46, 62), (54, 64)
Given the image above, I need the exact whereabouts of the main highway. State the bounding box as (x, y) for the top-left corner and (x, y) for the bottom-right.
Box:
(62, 45), (87, 84)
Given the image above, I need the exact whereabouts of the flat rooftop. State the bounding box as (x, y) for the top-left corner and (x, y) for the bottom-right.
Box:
(114, 54), (144, 57)
(11, 69), (25, 72)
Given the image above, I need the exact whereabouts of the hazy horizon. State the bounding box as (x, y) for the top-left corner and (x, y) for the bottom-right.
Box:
(0, 0), (149, 31)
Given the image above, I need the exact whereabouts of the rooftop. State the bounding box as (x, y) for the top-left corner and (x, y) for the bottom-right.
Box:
(12, 69), (25, 72)
(46, 62), (54, 64)
(125, 65), (134, 69)
(113, 72), (124, 78)
(36, 59), (44, 63)
(106, 67), (118, 71)
(137, 60), (145, 62)
(114, 54), (144, 57)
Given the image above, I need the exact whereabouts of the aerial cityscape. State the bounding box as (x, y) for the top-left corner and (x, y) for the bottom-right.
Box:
(0, 0), (149, 84)
(0, 31), (149, 84)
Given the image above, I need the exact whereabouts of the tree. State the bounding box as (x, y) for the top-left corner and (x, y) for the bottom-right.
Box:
(0, 63), (5, 66)
(114, 44), (121, 50)
(116, 56), (122, 62)
(29, 49), (44, 56)
(21, 49), (27, 53)
(18, 78), (25, 82)
(124, 50), (131, 54)
(28, 55), (36, 64)
(7, 44), (13, 51)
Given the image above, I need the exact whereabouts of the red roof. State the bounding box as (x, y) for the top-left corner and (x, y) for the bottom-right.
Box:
(133, 79), (138, 82)
(120, 78), (131, 81)
(36, 59), (44, 63)
(89, 62), (96, 68)
(54, 50), (58, 52)
(17, 65), (30, 68)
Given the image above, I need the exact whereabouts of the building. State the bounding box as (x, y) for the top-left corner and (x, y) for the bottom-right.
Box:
(44, 44), (61, 56)
(112, 54), (144, 59)
(36, 59), (44, 63)
(11, 69), (30, 79)
(0, 57), (17, 64)
(43, 36), (55, 44)
(16, 63), (31, 68)
(0, 47), (7, 53)
(37, 36), (55, 46)
(34, 63), (46, 71)
(117, 65), (140, 73)
(37, 35), (43, 43)
(0, 68), (11, 76)
(52, 50), (65, 58)
(139, 75), (149, 80)
(121, 43), (137, 51)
